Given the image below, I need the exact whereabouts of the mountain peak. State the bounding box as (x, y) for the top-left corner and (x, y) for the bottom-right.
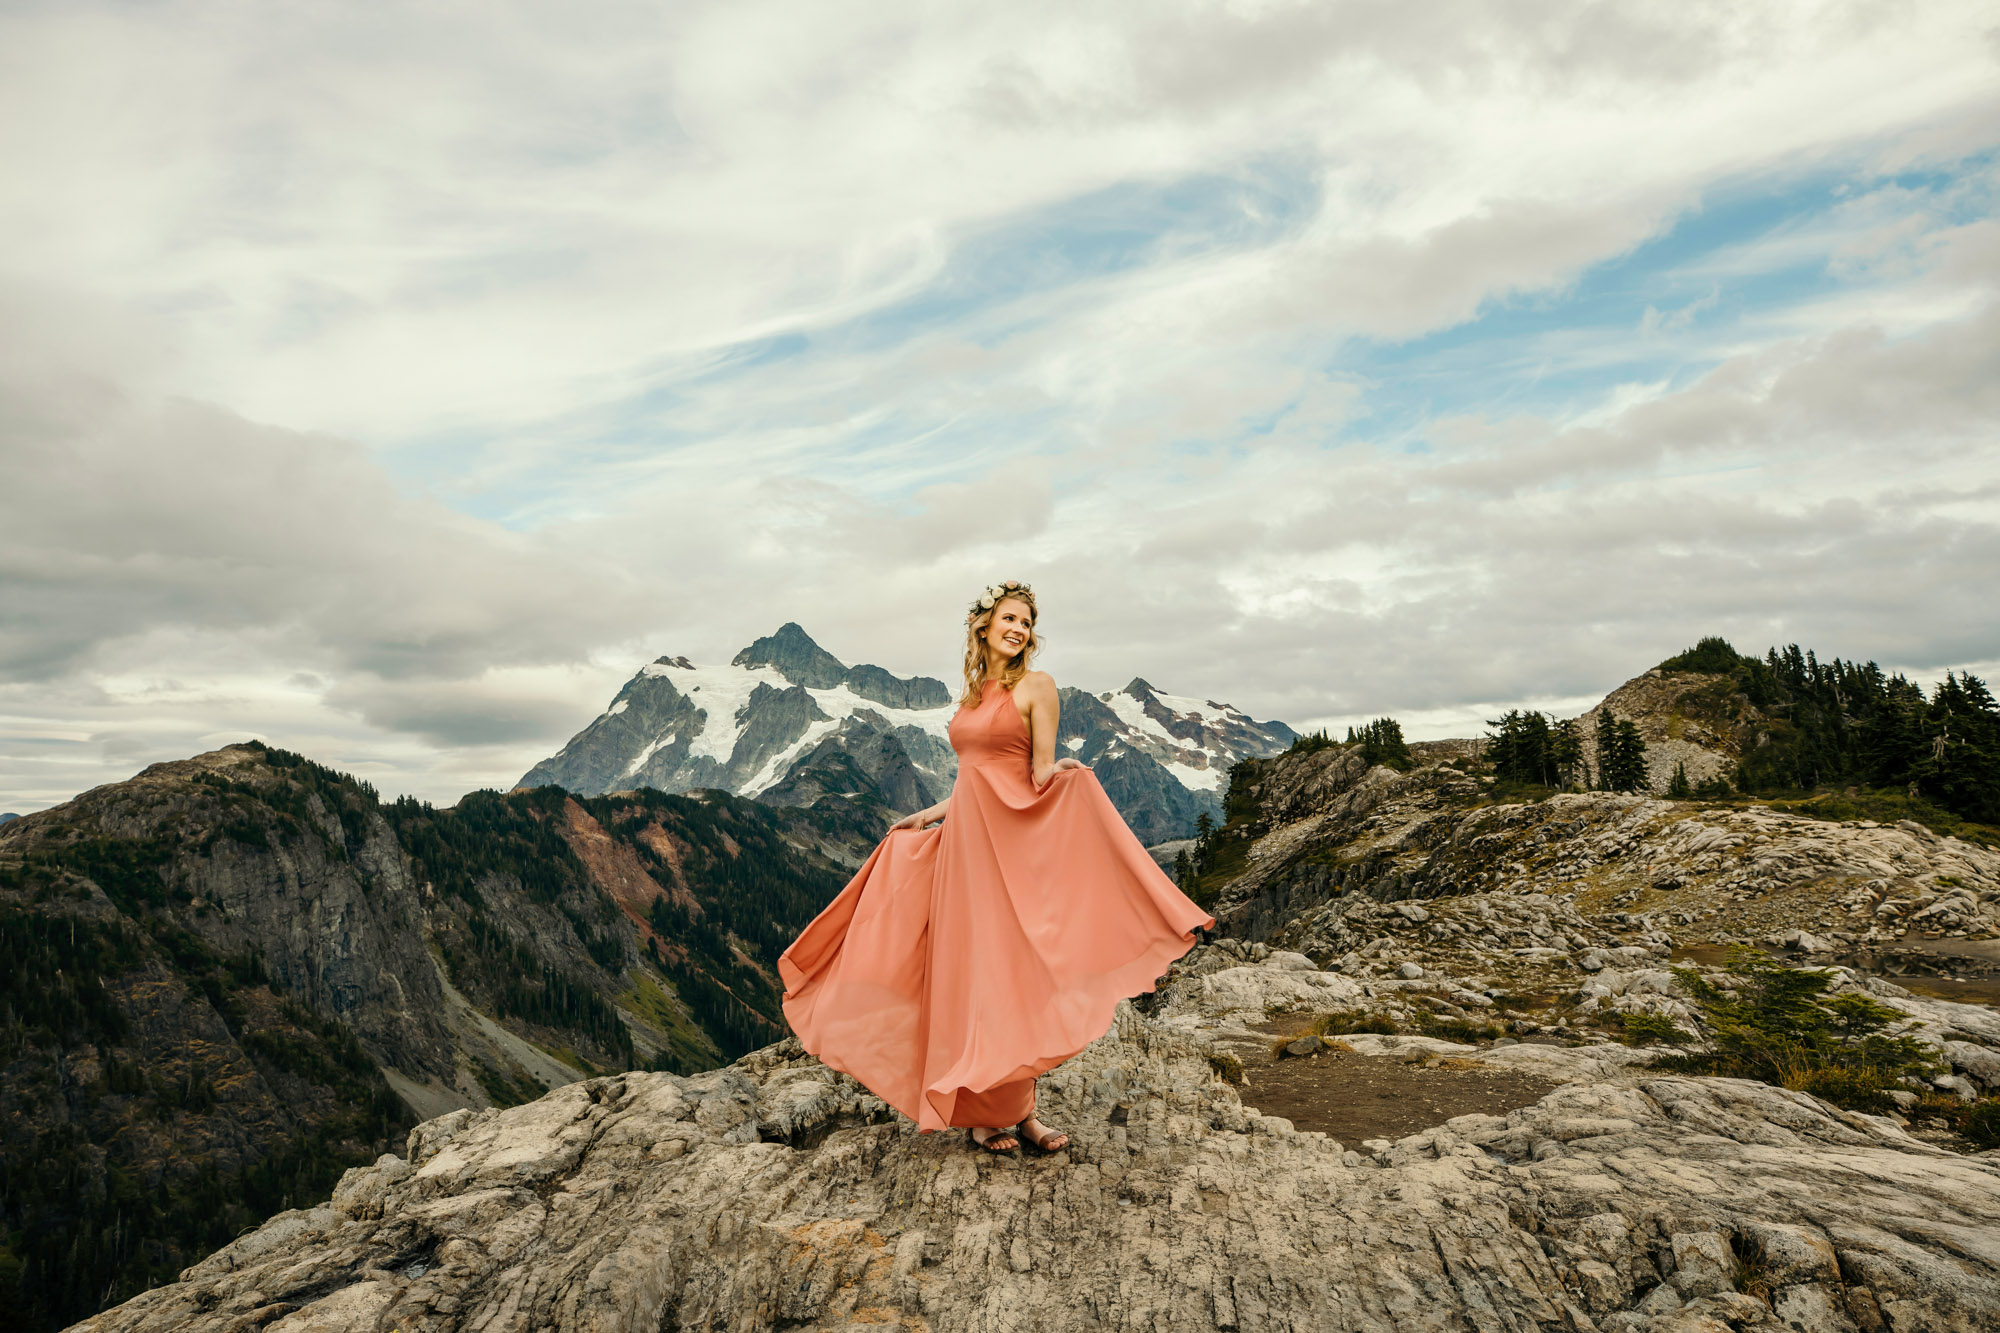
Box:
(732, 623), (849, 689)
(1122, 677), (1158, 697)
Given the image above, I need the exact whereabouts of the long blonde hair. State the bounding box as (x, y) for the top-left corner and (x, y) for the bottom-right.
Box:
(958, 581), (1040, 710)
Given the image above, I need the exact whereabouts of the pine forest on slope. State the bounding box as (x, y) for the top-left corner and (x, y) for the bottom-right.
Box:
(0, 743), (855, 1332)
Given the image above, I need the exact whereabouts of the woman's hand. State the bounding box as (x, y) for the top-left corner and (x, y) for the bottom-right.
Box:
(1032, 756), (1088, 791)
(889, 806), (938, 832)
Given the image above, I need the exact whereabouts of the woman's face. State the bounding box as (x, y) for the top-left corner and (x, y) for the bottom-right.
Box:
(983, 598), (1035, 660)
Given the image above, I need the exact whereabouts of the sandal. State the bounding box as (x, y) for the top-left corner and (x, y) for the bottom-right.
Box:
(970, 1126), (1019, 1153)
(1015, 1116), (1069, 1152)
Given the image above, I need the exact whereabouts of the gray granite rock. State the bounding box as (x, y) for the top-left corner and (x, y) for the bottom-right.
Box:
(72, 1005), (2000, 1333)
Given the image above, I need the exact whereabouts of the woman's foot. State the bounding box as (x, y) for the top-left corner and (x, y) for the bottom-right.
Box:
(970, 1126), (1019, 1152)
(1015, 1115), (1069, 1152)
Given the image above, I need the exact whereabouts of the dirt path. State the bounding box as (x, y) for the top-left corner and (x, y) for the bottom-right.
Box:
(1228, 1024), (1559, 1145)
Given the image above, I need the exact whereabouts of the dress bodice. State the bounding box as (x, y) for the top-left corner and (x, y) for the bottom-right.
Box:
(948, 682), (1030, 771)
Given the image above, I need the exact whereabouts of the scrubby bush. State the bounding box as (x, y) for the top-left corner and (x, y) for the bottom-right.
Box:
(1416, 1014), (1505, 1042)
(1660, 949), (1938, 1110)
(1614, 1012), (1692, 1047)
(1306, 1009), (1399, 1037)
(1962, 1099), (2000, 1150)
(1349, 719), (1412, 771)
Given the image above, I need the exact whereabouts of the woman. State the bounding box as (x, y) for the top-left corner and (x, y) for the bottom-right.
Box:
(778, 580), (1215, 1153)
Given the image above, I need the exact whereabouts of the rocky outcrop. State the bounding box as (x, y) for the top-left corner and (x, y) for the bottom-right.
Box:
(72, 993), (2000, 1333)
(1569, 668), (1753, 794)
(1208, 745), (2000, 962)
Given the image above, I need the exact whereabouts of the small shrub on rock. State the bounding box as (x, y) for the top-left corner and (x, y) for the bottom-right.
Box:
(1962, 1099), (2000, 1150)
(1615, 1012), (1692, 1047)
(1661, 949), (1939, 1111)
(1309, 1010), (1399, 1037)
(1416, 1015), (1505, 1043)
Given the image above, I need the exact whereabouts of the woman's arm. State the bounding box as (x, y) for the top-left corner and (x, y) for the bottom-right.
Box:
(1018, 672), (1087, 790)
(889, 796), (948, 831)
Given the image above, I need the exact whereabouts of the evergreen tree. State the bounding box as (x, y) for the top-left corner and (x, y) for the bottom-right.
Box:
(1667, 760), (1692, 799)
(1550, 719), (1584, 789)
(1287, 728), (1335, 755)
(1355, 717), (1412, 770)
(1192, 810), (1217, 874)
(1486, 710), (1549, 785)
(1486, 712), (1586, 790)
(1596, 711), (1649, 792)
(1172, 847), (1193, 886)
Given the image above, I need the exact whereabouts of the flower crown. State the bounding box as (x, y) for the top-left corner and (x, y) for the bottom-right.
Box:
(966, 579), (1034, 624)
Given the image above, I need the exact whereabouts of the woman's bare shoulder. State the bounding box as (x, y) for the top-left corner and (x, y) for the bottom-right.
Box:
(1016, 669), (1059, 698)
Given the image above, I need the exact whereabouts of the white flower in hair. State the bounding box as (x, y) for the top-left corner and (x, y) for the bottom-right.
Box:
(979, 594), (994, 608)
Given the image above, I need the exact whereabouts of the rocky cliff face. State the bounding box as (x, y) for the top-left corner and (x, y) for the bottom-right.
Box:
(1202, 741), (2000, 963)
(518, 625), (1296, 844)
(1568, 667), (1757, 793)
(1, 743), (860, 1331)
(70, 992), (2000, 1333)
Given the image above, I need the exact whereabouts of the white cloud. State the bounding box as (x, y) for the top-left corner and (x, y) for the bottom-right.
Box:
(1, 1), (1997, 812)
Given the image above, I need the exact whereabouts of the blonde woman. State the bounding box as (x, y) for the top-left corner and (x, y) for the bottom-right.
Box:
(779, 581), (1214, 1153)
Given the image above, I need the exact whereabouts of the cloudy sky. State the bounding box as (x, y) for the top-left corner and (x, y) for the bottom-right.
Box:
(3, 1), (1998, 813)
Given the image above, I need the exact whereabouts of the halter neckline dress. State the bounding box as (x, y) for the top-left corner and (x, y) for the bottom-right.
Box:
(778, 679), (1215, 1130)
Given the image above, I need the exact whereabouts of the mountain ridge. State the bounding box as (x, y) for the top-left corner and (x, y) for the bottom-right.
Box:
(0, 742), (867, 1330)
(519, 624), (1299, 845)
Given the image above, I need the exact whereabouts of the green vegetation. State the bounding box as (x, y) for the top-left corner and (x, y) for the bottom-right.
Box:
(1180, 801), (1251, 908)
(0, 910), (142, 1058)
(1414, 1013), (1505, 1042)
(387, 785), (588, 909)
(1595, 710), (1649, 792)
(470, 1059), (546, 1109)
(1349, 718), (1412, 770)
(590, 789), (845, 971)
(1656, 636), (2000, 825)
(1285, 728), (1338, 755)
(0, 907), (408, 1333)
(440, 913), (633, 1064)
(645, 894), (785, 1063)
(1961, 1099), (2000, 1150)
(1659, 949), (1938, 1111)
(1753, 788), (2000, 844)
(1658, 635), (1749, 675)
(1611, 1011), (1692, 1046)
(1666, 761), (1692, 799)
(622, 973), (721, 1074)
(1485, 708), (1647, 795)
(1485, 710), (1583, 790)
(1301, 1009), (1400, 1037)
(1, 747), (854, 1329)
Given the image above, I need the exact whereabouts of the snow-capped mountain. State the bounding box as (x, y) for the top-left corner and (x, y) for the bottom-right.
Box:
(518, 624), (1296, 845)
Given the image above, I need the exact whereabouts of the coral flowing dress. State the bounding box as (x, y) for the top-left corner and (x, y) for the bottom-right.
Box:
(778, 680), (1215, 1130)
